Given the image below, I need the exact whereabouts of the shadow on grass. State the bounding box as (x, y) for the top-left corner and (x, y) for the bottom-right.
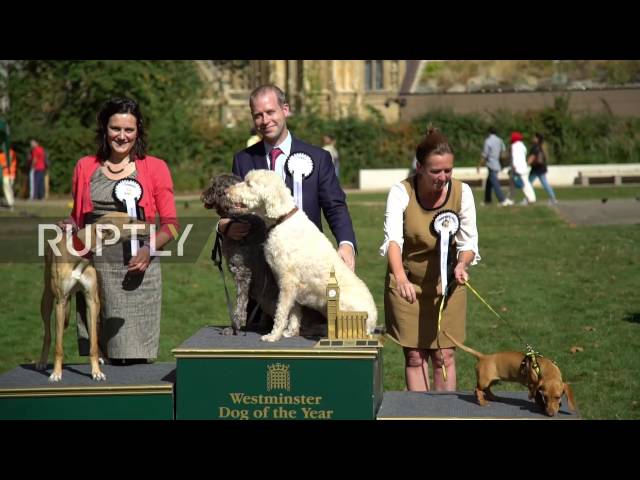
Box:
(623, 312), (640, 324)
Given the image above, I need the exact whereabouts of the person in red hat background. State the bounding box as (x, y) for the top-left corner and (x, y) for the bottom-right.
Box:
(509, 131), (536, 205)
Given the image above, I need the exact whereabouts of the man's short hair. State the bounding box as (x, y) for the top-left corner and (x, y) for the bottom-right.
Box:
(488, 126), (497, 135)
(250, 84), (287, 108)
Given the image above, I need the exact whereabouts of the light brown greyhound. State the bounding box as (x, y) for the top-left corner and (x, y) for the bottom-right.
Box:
(443, 331), (577, 416)
(36, 212), (148, 382)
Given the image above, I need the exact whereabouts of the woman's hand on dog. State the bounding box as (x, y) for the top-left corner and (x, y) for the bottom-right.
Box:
(57, 217), (78, 234)
(128, 245), (151, 274)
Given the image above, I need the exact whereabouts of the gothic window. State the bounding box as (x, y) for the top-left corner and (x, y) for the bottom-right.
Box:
(365, 60), (385, 91)
(375, 60), (384, 89)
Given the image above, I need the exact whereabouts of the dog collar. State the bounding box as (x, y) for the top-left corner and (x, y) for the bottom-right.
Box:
(520, 345), (543, 380)
(267, 207), (299, 234)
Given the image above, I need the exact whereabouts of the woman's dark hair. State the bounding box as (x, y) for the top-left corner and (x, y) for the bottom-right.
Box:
(415, 125), (453, 166)
(535, 132), (544, 144)
(96, 97), (147, 161)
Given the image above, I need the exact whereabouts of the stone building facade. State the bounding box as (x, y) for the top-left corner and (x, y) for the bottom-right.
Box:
(197, 60), (413, 127)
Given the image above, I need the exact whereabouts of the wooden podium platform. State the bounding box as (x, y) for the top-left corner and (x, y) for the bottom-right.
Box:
(0, 363), (175, 420)
(173, 326), (383, 420)
(377, 391), (579, 420)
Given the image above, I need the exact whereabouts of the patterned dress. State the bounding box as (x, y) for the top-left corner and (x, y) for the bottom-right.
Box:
(76, 168), (162, 360)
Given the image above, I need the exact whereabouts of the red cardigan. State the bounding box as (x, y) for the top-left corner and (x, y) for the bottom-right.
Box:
(70, 155), (179, 240)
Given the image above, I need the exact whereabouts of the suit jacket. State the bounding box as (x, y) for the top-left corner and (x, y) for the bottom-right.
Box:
(232, 135), (357, 251)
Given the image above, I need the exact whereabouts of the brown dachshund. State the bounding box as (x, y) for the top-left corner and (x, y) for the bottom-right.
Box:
(443, 331), (577, 416)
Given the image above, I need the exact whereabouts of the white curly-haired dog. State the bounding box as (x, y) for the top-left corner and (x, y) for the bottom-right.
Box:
(227, 169), (377, 342)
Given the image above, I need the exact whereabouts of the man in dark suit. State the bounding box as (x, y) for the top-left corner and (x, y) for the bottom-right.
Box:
(219, 84), (357, 270)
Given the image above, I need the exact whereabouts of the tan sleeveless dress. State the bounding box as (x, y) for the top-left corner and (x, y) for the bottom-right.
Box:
(384, 177), (467, 349)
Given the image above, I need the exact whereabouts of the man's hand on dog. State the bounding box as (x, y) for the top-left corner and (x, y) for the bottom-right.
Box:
(128, 245), (151, 273)
(219, 218), (251, 240)
(338, 243), (356, 272)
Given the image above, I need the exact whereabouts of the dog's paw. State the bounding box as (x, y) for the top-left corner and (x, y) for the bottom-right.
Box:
(48, 372), (62, 382)
(283, 326), (299, 338)
(261, 333), (281, 342)
(92, 371), (107, 381)
(35, 362), (47, 371)
(221, 327), (235, 336)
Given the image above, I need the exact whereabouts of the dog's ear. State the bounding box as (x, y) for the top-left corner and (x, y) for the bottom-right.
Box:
(533, 379), (544, 396)
(527, 359), (541, 384)
(563, 383), (577, 412)
(532, 380), (547, 410)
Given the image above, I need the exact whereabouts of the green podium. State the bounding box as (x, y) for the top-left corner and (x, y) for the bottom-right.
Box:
(173, 326), (383, 420)
(0, 363), (175, 420)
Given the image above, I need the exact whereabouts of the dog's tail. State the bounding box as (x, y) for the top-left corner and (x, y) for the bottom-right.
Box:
(563, 383), (577, 412)
(366, 307), (378, 335)
(443, 331), (485, 359)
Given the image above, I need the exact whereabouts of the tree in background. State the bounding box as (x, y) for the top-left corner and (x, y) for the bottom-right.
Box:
(5, 60), (211, 193)
(3, 61), (640, 193)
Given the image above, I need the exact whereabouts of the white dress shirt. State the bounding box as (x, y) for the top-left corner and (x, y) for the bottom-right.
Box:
(379, 180), (481, 265)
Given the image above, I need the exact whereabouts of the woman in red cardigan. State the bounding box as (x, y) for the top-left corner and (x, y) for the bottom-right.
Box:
(61, 97), (178, 365)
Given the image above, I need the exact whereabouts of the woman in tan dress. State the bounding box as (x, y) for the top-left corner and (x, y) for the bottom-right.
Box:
(380, 127), (480, 391)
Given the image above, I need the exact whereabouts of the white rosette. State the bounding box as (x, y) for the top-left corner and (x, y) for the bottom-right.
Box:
(285, 152), (314, 210)
(113, 178), (143, 255)
(431, 210), (460, 300)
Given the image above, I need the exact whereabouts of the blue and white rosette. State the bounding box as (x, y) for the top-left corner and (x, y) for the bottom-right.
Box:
(113, 178), (143, 256)
(285, 152), (314, 210)
(431, 210), (460, 301)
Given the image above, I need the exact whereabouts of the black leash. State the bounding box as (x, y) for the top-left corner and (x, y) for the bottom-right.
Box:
(212, 226), (234, 326)
(211, 220), (264, 334)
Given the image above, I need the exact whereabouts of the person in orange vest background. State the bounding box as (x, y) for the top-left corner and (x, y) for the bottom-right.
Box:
(0, 145), (17, 210)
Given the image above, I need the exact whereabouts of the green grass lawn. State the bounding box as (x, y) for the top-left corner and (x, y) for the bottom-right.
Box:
(1, 185), (639, 419)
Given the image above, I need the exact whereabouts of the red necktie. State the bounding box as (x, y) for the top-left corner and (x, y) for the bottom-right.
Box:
(269, 147), (282, 171)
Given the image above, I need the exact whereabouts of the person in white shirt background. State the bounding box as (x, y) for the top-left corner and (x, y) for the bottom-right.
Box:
(509, 131), (537, 205)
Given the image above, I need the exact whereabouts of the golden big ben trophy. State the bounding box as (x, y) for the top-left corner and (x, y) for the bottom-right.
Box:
(317, 268), (381, 348)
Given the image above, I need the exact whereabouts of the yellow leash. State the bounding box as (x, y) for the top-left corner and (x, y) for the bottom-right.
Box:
(464, 281), (505, 322)
(436, 294), (448, 382)
(437, 280), (529, 383)
(464, 281), (525, 344)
